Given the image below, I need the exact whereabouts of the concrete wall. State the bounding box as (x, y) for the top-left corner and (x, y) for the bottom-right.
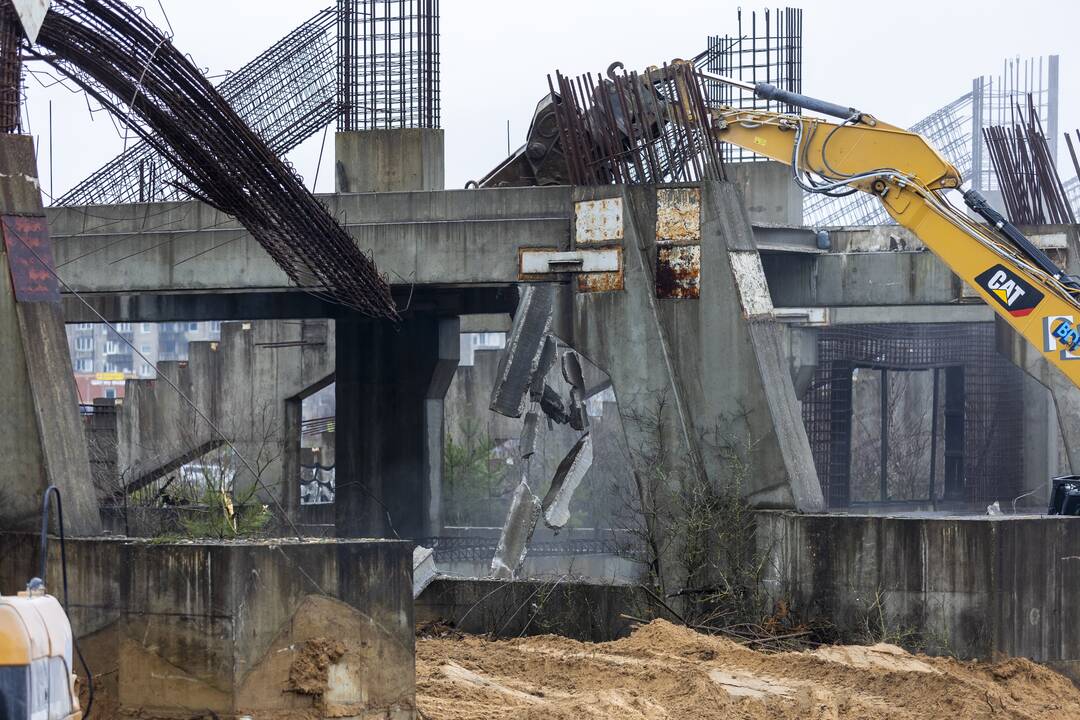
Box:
(115, 319), (334, 516)
(336, 129), (445, 193)
(417, 577), (657, 641)
(0, 534), (414, 719)
(759, 512), (1080, 683)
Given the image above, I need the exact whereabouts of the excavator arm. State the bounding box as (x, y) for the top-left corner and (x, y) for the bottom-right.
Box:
(705, 77), (1080, 391)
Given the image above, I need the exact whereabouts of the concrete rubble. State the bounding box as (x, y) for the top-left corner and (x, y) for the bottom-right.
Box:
(489, 478), (542, 580)
(489, 284), (555, 418)
(541, 433), (594, 529)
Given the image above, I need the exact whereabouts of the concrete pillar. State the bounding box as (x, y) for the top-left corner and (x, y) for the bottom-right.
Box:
(727, 161), (804, 226)
(0, 135), (100, 534)
(335, 129), (445, 193)
(335, 313), (458, 538)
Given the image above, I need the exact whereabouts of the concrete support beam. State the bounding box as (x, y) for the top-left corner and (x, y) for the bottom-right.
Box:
(569, 182), (824, 512)
(0, 135), (99, 534)
(336, 129), (445, 193)
(335, 313), (456, 538)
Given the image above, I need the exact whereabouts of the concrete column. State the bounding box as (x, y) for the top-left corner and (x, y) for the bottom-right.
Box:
(0, 135), (100, 534)
(727, 161), (804, 226)
(335, 313), (457, 538)
(335, 129), (445, 193)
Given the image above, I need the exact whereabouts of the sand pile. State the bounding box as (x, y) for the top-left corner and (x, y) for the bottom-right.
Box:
(417, 619), (1080, 719)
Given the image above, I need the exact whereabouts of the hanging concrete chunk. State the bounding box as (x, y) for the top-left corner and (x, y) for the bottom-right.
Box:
(490, 478), (542, 580)
(542, 434), (594, 529)
(413, 546), (438, 599)
(561, 351), (589, 431)
(490, 285), (555, 418)
(539, 384), (570, 425)
(519, 411), (539, 459)
(529, 336), (558, 402)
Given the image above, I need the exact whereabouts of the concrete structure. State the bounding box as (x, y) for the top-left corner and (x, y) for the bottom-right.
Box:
(335, 314), (459, 538)
(0, 135), (99, 535)
(758, 511), (1080, 684)
(336, 129), (445, 193)
(566, 183), (823, 512)
(0, 533), (415, 718)
(114, 319), (334, 519)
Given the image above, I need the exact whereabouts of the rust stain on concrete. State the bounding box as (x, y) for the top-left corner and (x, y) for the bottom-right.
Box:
(656, 244), (701, 299)
(656, 187), (701, 243)
(575, 198), (624, 244)
(578, 246), (624, 292)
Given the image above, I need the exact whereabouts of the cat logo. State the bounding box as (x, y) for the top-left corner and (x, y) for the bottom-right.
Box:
(974, 265), (1044, 317)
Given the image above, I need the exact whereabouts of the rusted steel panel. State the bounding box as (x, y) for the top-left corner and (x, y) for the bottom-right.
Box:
(574, 198), (623, 244)
(2, 214), (59, 303)
(656, 244), (701, 299)
(656, 187), (701, 242)
(577, 246), (624, 293)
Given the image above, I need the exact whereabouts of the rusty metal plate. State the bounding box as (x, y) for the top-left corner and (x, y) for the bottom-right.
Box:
(656, 244), (700, 299)
(575, 198), (623, 244)
(2, 215), (59, 303)
(578, 246), (624, 293)
(656, 187), (701, 243)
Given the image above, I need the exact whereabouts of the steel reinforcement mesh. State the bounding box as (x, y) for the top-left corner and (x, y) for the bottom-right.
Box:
(801, 323), (1025, 508)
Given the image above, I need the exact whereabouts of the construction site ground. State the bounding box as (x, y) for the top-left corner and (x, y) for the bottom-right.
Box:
(416, 619), (1080, 719)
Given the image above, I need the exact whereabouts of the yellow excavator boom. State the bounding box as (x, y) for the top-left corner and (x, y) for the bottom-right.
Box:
(703, 77), (1080, 392)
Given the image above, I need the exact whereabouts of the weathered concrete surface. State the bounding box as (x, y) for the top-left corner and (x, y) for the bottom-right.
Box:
(759, 511), (1080, 684)
(336, 314), (458, 539)
(0, 135), (99, 535)
(48, 186), (572, 296)
(568, 182), (823, 512)
(116, 319), (334, 516)
(0, 534), (414, 719)
(727, 161), (803, 226)
(416, 577), (658, 641)
(336, 129), (445, 193)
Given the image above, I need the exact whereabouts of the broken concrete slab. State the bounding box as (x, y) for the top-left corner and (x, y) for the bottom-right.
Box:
(529, 335), (557, 402)
(562, 351), (589, 431)
(414, 545), (438, 599)
(490, 284), (555, 418)
(490, 478), (541, 580)
(539, 384), (570, 425)
(519, 411), (539, 459)
(542, 433), (593, 529)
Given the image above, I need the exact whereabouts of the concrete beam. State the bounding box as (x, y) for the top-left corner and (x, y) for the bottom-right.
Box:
(48, 186), (572, 296)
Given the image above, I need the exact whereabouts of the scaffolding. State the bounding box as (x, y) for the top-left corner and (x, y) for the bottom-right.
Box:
(704, 7), (802, 163)
(337, 0), (440, 131)
(804, 55), (1059, 228)
(58, 7), (339, 206)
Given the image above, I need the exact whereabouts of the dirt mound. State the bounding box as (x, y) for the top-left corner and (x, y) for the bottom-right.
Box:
(417, 619), (1080, 719)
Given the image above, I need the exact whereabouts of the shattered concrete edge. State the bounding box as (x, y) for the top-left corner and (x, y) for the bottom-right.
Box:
(490, 284), (555, 418)
(413, 545), (438, 598)
(541, 433), (594, 529)
(490, 478), (542, 580)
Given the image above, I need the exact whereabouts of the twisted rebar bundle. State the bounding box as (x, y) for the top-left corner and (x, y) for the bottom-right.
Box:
(32, 0), (398, 320)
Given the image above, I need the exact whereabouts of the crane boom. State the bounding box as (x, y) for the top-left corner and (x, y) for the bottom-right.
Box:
(706, 83), (1080, 391)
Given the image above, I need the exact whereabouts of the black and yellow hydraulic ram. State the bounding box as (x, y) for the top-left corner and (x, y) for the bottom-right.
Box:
(699, 68), (1080, 391)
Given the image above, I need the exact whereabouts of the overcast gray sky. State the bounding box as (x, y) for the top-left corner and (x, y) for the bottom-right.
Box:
(23, 0), (1080, 200)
